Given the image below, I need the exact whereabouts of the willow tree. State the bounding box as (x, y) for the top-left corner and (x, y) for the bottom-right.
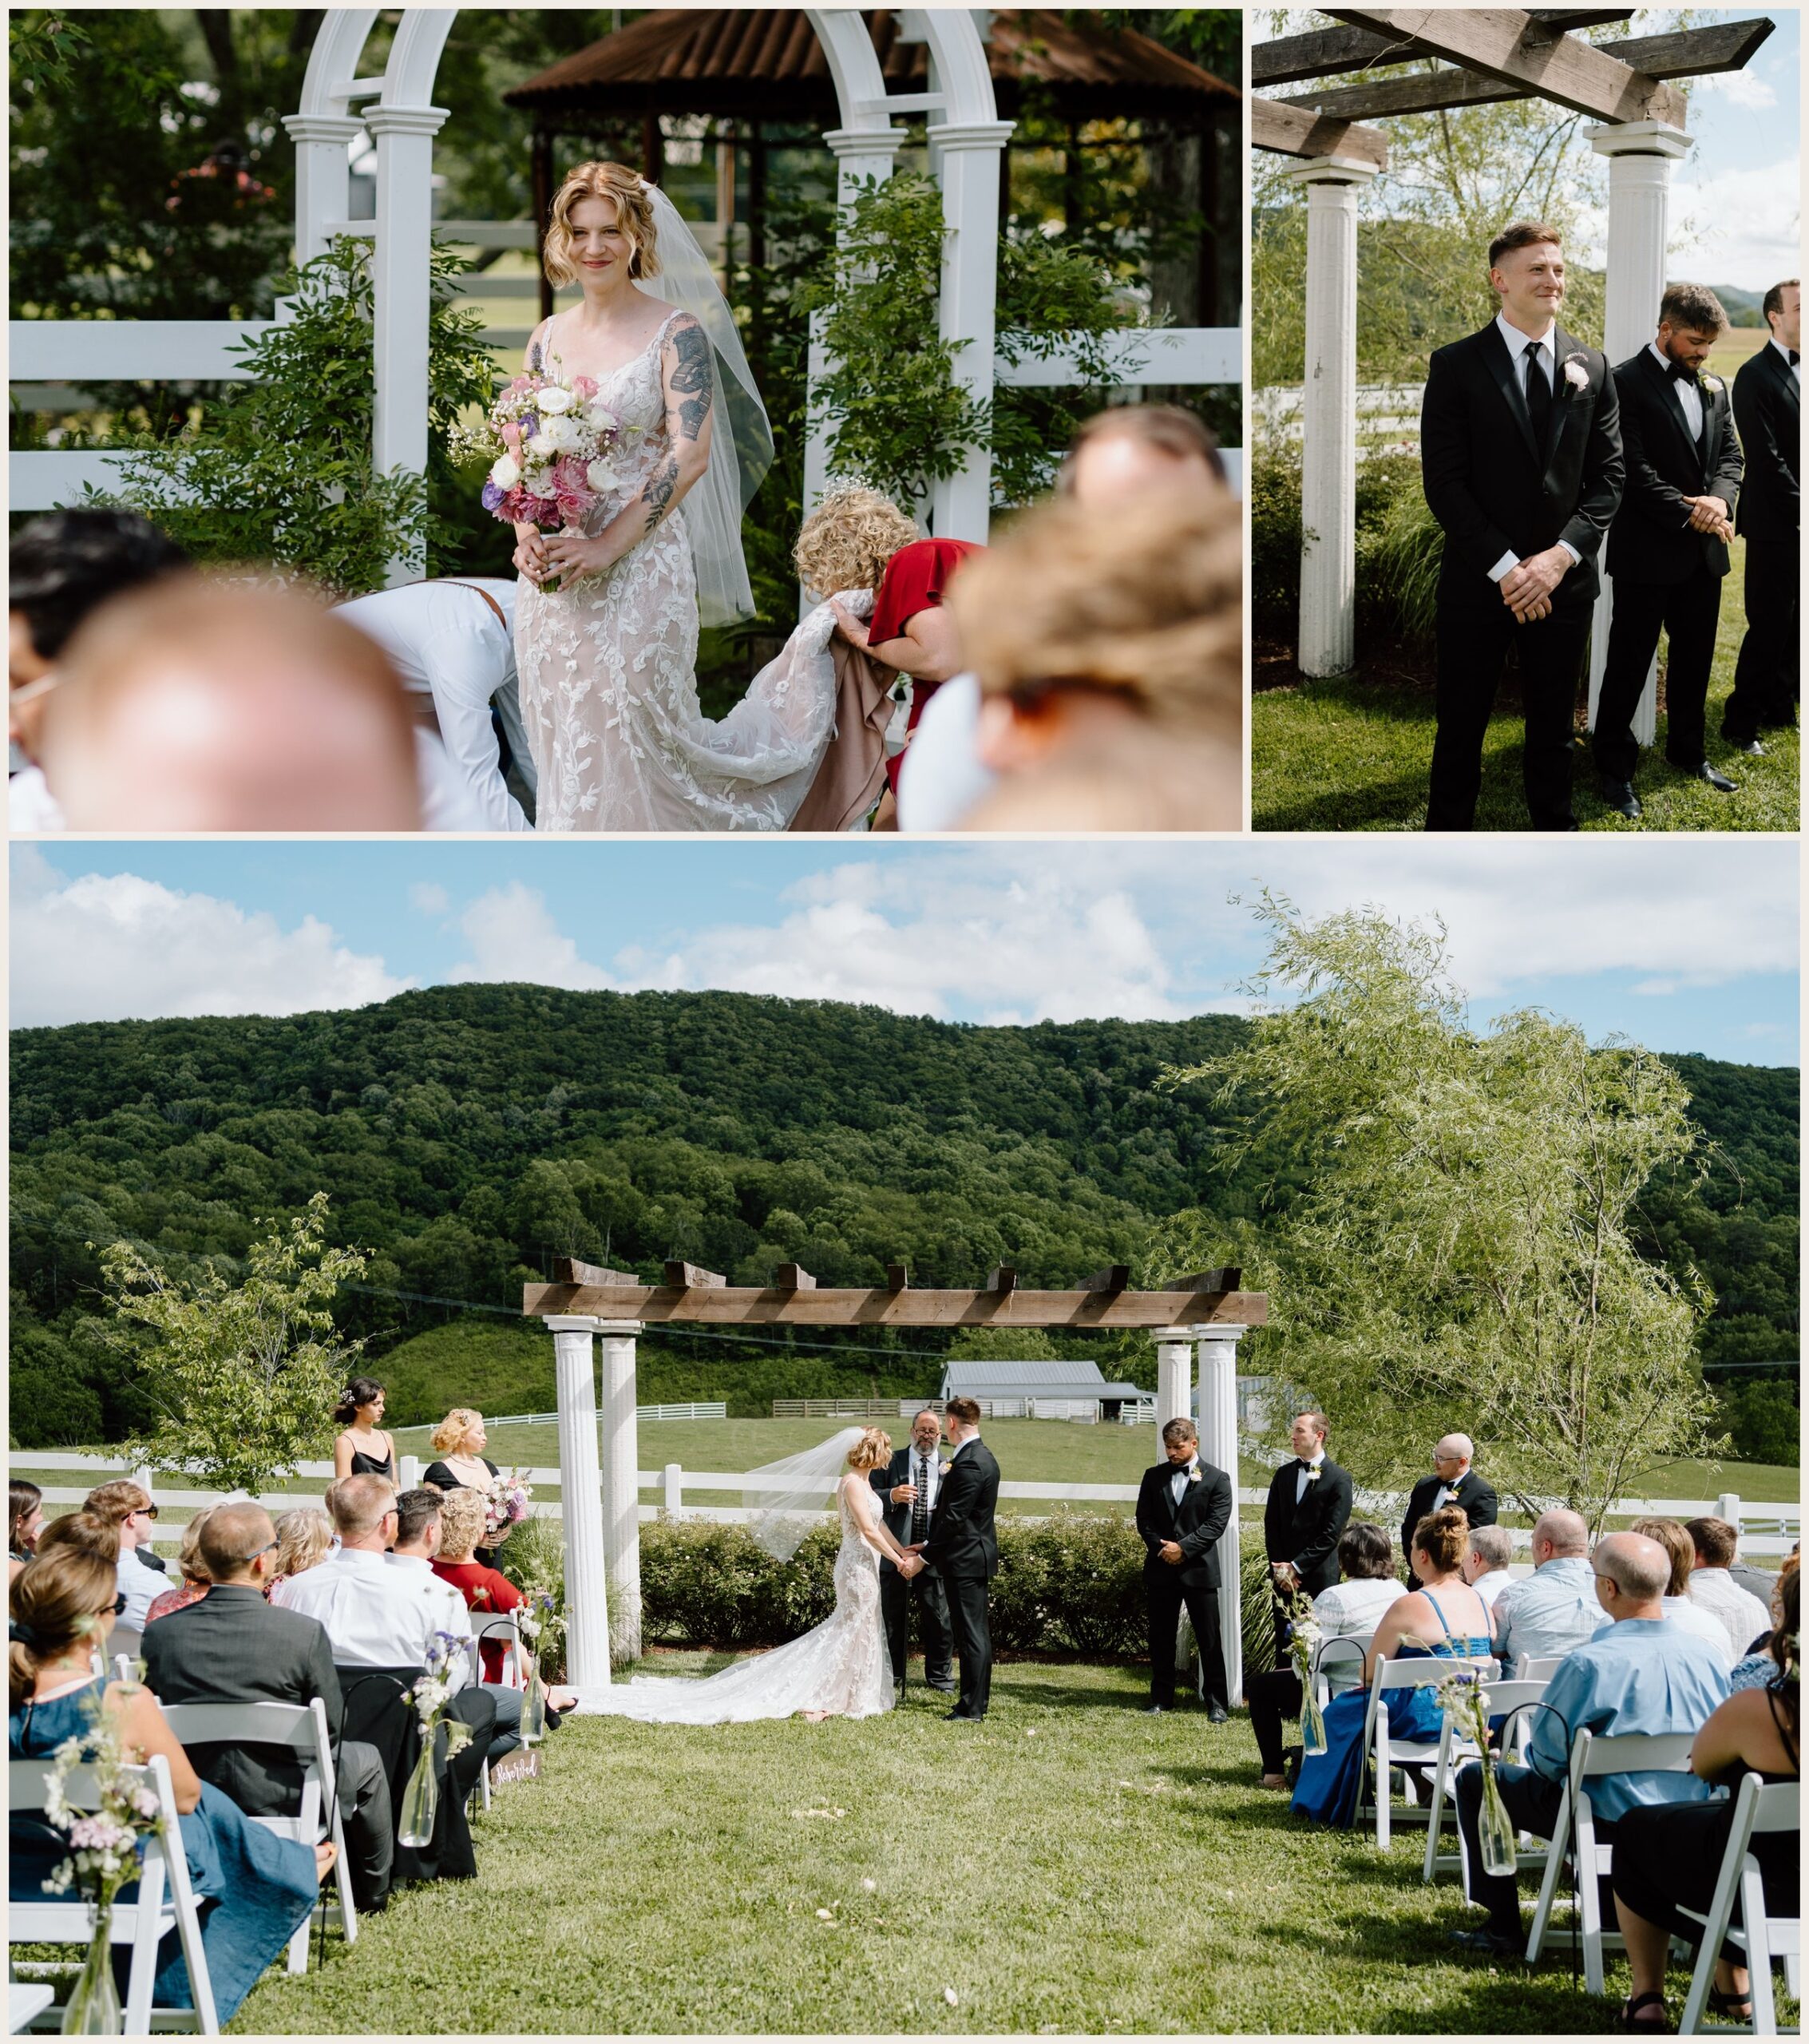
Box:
(1166, 896), (1721, 1526)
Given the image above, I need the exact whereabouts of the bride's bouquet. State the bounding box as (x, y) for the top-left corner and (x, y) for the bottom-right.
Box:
(472, 371), (629, 592)
(482, 1468), (532, 1547)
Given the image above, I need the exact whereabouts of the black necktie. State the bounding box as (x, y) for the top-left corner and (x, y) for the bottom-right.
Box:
(912, 1456), (931, 1543)
(1525, 343), (1552, 446)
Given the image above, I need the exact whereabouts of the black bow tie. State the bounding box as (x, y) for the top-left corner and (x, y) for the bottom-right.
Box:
(1666, 358), (1700, 386)
(1791, 351), (1801, 367)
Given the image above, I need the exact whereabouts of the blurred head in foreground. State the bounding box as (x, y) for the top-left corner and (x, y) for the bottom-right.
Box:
(9, 510), (192, 763)
(1055, 404), (1226, 508)
(42, 577), (422, 830)
(948, 486), (1241, 830)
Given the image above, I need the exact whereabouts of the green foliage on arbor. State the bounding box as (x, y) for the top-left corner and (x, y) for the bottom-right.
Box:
(1165, 898), (1728, 1523)
(97, 238), (500, 598)
(103, 1193), (367, 1491)
(1250, 442), (1434, 648)
(8, 986), (1795, 1452)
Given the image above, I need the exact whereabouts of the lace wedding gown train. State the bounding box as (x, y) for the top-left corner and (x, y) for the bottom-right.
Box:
(588, 1482), (893, 1724)
(515, 307), (841, 831)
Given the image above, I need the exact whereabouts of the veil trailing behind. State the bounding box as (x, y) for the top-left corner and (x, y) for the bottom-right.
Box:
(586, 1427), (893, 1723)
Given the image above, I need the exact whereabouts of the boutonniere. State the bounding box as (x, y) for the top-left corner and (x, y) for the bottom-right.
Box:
(1304, 1464), (1323, 1484)
(1187, 1467), (1202, 1487)
(1702, 372), (1724, 395)
(1562, 353), (1590, 392)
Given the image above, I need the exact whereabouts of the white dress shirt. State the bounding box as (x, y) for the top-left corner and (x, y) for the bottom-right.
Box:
(1489, 312), (1581, 581)
(1471, 1567), (1512, 1613)
(116, 1545), (169, 1631)
(1686, 1568), (1771, 1659)
(1770, 335), (1801, 382)
(904, 1444), (943, 1519)
(271, 1546), (475, 1686)
(1170, 1458), (1199, 1507)
(1294, 1453), (1325, 1505)
(1649, 341), (1704, 441)
(1309, 1577), (1407, 1693)
(1661, 1594), (1736, 1670)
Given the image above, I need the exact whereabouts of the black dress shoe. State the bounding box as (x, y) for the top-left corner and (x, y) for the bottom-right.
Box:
(1692, 762), (1740, 792)
(1598, 778), (1641, 820)
(1450, 1925), (1522, 1959)
(942, 1709), (980, 1722)
(1144, 1703), (1169, 1715)
(1726, 736), (1767, 757)
(1206, 1701), (1230, 1725)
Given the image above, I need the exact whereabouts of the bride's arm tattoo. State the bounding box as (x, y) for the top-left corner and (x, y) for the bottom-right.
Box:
(641, 453), (680, 537)
(668, 319), (714, 444)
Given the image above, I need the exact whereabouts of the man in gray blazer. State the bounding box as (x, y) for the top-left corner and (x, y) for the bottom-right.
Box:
(141, 1501), (393, 1913)
(869, 1408), (955, 1694)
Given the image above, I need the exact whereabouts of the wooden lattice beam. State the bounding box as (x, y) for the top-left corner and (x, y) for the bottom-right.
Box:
(523, 1282), (1269, 1330)
(1253, 10), (1633, 86)
(1322, 8), (1688, 126)
(1252, 93), (1391, 164)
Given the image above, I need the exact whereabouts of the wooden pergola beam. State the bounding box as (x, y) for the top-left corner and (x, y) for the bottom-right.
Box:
(1323, 8), (1688, 127)
(552, 1256), (643, 1287)
(523, 1282), (1269, 1330)
(1252, 93), (1390, 164)
(1278, 20), (1775, 122)
(1253, 10), (1633, 86)
(663, 1260), (725, 1289)
(1082, 1265), (1130, 1296)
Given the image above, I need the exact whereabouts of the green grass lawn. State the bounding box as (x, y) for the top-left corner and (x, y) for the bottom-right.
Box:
(232, 1658), (1776, 2035)
(1253, 535), (1799, 832)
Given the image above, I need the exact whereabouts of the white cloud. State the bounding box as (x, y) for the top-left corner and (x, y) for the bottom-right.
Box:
(1692, 69), (1777, 112)
(445, 881), (617, 992)
(1668, 157), (1800, 287)
(9, 846), (411, 1028)
(409, 882), (449, 916)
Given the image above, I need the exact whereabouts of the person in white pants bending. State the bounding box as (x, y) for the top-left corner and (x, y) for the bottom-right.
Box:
(335, 578), (535, 831)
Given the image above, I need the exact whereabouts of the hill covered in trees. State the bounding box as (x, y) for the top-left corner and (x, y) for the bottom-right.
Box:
(9, 987), (1797, 1453)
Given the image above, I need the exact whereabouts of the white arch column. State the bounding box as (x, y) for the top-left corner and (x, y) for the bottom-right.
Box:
(926, 119), (1015, 539)
(596, 1321), (643, 1662)
(547, 1316), (612, 1695)
(1586, 121), (1693, 743)
(1284, 156), (1378, 678)
(1194, 1323), (1248, 1706)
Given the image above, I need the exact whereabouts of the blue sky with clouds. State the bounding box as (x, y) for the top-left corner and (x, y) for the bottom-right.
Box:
(10, 838), (1798, 1067)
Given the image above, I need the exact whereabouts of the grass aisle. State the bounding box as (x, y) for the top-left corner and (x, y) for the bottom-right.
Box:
(242, 1660), (1654, 2035)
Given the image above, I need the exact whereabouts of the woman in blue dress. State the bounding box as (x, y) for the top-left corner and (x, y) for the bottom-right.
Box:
(10, 1547), (327, 2025)
(1294, 1504), (1496, 1826)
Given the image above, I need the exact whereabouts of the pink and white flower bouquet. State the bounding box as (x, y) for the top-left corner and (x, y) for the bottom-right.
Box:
(483, 1468), (532, 1547)
(473, 371), (631, 591)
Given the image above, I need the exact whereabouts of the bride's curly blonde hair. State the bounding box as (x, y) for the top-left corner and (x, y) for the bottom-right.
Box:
(544, 161), (661, 286)
(794, 485), (920, 602)
(845, 1426), (892, 1474)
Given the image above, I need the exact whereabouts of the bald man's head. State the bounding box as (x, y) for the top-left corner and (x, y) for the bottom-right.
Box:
(42, 578), (421, 830)
(1533, 1508), (1589, 1560)
(1593, 1531), (1670, 1607)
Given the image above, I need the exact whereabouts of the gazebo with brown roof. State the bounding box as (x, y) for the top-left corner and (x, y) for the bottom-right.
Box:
(505, 9), (1237, 319)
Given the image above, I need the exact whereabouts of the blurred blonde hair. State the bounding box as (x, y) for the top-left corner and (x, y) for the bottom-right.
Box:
(431, 1408), (485, 1456)
(273, 1507), (333, 1582)
(174, 1507), (216, 1586)
(794, 485), (920, 602)
(437, 1487), (489, 1565)
(846, 1427), (892, 1474)
(544, 161), (661, 286)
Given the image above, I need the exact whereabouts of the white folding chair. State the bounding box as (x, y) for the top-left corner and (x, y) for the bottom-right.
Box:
(1421, 1678), (1549, 1884)
(1522, 1655), (1566, 1682)
(9, 1750), (219, 2034)
(1676, 1774), (1800, 2037)
(469, 1614), (525, 1812)
(1311, 1634), (1372, 1709)
(1526, 1726), (1697, 1994)
(1357, 1654), (1496, 1851)
(156, 1698), (354, 1974)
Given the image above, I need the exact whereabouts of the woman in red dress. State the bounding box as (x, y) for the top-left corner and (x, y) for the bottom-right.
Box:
(430, 1488), (578, 1713)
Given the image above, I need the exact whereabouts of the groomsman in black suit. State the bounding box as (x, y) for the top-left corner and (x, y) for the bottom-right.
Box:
(1399, 1432), (1499, 1590)
(1420, 221), (1625, 830)
(869, 1407), (955, 1695)
(1593, 285), (1746, 817)
(1262, 1412), (1355, 1666)
(1135, 1418), (1233, 1717)
(1723, 278), (1800, 751)
(912, 1396), (1000, 1721)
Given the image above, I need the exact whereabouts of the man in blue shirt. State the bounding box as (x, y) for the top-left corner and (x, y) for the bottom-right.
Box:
(1492, 1508), (1609, 1674)
(1451, 1531), (1731, 1957)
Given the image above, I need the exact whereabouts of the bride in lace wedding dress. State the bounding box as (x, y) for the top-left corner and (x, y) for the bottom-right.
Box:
(588, 1428), (920, 1725)
(513, 160), (839, 831)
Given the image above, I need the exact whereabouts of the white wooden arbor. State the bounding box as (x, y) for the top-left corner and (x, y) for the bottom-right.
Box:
(1254, 7), (1775, 739)
(525, 1258), (1268, 1704)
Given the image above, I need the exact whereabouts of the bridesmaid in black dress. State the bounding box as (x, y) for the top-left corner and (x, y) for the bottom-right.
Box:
(332, 1377), (397, 1483)
(422, 1408), (504, 1564)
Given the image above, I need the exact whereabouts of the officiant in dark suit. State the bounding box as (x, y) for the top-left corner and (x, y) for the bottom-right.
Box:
(1262, 1412), (1354, 1666)
(869, 1406), (955, 1695)
(1723, 279), (1799, 750)
(1420, 221), (1625, 831)
(1593, 285), (1746, 817)
(1135, 1418), (1233, 1717)
(912, 1396), (1000, 1721)
(1399, 1433), (1499, 1590)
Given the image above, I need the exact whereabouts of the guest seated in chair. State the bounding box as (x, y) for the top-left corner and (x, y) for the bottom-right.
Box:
(388, 1485), (524, 1761)
(144, 1507), (216, 1626)
(268, 1506), (334, 1600)
(1490, 1508), (1605, 1676)
(430, 1487), (577, 1733)
(1449, 1531), (1730, 1961)
(1633, 1515), (1739, 1669)
(10, 1547), (327, 2025)
(1248, 1521), (1406, 1789)
(1609, 1568), (1799, 2033)
(141, 1502), (394, 1917)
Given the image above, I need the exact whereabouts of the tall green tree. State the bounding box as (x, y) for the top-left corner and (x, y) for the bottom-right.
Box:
(1166, 896), (1724, 1524)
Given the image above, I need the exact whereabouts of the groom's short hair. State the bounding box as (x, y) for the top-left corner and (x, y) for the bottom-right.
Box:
(1763, 279), (1799, 327)
(1162, 1418), (1197, 1447)
(1659, 283), (1728, 336)
(1487, 220), (1562, 271)
(944, 1396), (982, 1427)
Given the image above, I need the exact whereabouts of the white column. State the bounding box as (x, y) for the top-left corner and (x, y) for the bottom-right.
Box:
(1153, 1328), (1195, 1676)
(1586, 120), (1693, 743)
(547, 1316), (611, 1695)
(1195, 1324), (1249, 1707)
(283, 113), (362, 267)
(1282, 158), (1379, 679)
(596, 1321), (643, 1662)
(366, 100), (449, 586)
(925, 119), (1015, 541)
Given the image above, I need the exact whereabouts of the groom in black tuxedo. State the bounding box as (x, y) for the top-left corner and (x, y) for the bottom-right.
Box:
(1135, 1419), (1233, 1717)
(1421, 221), (1625, 830)
(912, 1396), (1000, 1721)
(1723, 279), (1800, 750)
(869, 1407), (955, 1695)
(1593, 285), (1745, 816)
(1262, 1412), (1354, 1666)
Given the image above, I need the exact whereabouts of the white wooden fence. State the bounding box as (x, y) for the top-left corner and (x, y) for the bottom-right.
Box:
(1253, 382), (1424, 458)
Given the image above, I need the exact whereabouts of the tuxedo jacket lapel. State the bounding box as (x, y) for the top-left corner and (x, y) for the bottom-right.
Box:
(1642, 347), (1704, 469)
(1765, 342), (1801, 418)
(1480, 322), (1542, 465)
